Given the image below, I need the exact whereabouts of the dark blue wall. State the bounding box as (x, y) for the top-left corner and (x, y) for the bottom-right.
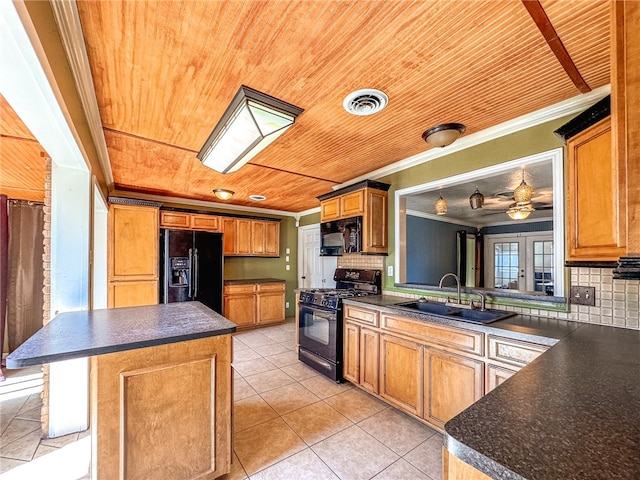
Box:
(480, 221), (553, 235)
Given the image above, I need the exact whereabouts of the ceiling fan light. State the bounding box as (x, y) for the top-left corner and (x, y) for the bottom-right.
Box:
(506, 202), (535, 220)
(197, 85), (303, 174)
(422, 123), (466, 148)
(435, 195), (447, 215)
(213, 188), (234, 200)
(469, 188), (484, 209)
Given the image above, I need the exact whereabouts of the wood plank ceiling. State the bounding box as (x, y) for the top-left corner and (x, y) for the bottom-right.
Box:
(1, 0), (610, 211)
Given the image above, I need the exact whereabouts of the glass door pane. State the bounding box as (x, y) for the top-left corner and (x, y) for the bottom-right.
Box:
(493, 242), (520, 289)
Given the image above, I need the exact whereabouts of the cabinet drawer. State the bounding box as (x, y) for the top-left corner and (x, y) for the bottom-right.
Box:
(487, 336), (548, 367)
(257, 282), (285, 293)
(344, 305), (379, 327)
(381, 314), (483, 356)
(224, 284), (256, 295)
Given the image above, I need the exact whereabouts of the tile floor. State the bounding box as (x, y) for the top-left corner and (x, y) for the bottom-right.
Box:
(0, 318), (444, 479)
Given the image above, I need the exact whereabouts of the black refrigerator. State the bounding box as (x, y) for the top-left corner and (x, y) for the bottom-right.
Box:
(160, 229), (224, 313)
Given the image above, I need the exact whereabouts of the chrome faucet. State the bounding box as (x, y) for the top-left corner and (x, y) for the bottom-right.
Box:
(473, 292), (487, 311)
(438, 273), (461, 305)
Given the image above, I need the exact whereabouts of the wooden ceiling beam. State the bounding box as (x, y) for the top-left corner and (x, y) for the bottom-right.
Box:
(522, 0), (592, 94)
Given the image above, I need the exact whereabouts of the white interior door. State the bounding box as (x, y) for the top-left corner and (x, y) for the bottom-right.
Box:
(298, 224), (337, 288)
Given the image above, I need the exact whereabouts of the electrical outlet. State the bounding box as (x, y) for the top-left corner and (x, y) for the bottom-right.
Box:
(286, 265), (290, 270)
(387, 265), (394, 276)
(285, 302), (290, 308)
(570, 286), (596, 306)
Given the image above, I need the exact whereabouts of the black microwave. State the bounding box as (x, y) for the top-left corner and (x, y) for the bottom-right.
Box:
(320, 216), (362, 256)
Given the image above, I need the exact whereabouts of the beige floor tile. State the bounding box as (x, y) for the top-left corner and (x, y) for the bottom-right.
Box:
(233, 348), (263, 363)
(14, 406), (41, 422)
(0, 419), (41, 448)
(372, 458), (431, 480)
(261, 351), (299, 368)
(280, 363), (319, 382)
(232, 358), (277, 378)
(233, 395), (279, 433)
(18, 394), (43, 413)
(324, 388), (388, 423)
(234, 333), (276, 348)
(276, 341), (296, 352)
(312, 425), (399, 480)
(0, 397), (28, 436)
(233, 337), (250, 351)
(234, 377), (258, 402)
(0, 457), (27, 474)
(260, 330), (295, 343)
(299, 376), (353, 399)
(33, 444), (58, 460)
(358, 408), (437, 455)
(283, 401), (352, 446)
(218, 451), (248, 480)
(0, 428), (42, 461)
(78, 428), (91, 440)
(260, 383), (321, 416)
(403, 434), (445, 480)
(243, 369), (295, 394)
(40, 432), (80, 448)
(253, 343), (290, 357)
(250, 447), (339, 480)
(234, 417), (306, 476)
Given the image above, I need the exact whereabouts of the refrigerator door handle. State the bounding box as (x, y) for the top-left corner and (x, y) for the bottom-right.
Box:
(194, 248), (199, 298)
(188, 248), (193, 298)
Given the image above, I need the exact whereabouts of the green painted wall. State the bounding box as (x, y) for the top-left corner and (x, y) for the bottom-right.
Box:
(299, 212), (321, 227)
(380, 115), (573, 292)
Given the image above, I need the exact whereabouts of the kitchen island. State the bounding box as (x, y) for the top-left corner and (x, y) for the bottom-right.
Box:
(7, 301), (236, 480)
(340, 295), (640, 480)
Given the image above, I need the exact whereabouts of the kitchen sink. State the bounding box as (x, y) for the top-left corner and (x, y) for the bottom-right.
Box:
(392, 300), (516, 324)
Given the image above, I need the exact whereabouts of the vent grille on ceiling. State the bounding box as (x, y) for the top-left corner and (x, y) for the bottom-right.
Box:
(343, 89), (388, 116)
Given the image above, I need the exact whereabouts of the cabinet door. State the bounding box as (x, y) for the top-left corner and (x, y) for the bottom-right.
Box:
(109, 280), (158, 308)
(343, 322), (360, 384)
(320, 198), (340, 222)
(567, 117), (626, 261)
(223, 292), (256, 328)
(341, 190), (365, 217)
(380, 333), (422, 416)
(486, 364), (518, 393)
(424, 349), (483, 428)
(256, 283), (285, 325)
(221, 218), (237, 255)
(264, 222), (280, 256)
(363, 188), (388, 254)
(160, 211), (190, 229)
(191, 214), (220, 231)
(251, 221), (266, 255)
(360, 327), (379, 394)
(236, 219), (252, 255)
(109, 204), (158, 280)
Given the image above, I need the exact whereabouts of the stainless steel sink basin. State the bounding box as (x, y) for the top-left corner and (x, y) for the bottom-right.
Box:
(393, 300), (516, 324)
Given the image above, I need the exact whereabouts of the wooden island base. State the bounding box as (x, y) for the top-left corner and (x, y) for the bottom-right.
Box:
(90, 334), (232, 480)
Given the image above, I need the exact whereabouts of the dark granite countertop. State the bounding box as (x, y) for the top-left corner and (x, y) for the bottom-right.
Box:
(342, 295), (581, 346)
(6, 302), (236, 368)
(342, 295), (640, 479)
(224, 278), (285, 285)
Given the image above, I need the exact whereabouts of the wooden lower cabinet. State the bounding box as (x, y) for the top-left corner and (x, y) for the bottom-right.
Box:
(91, 334), (232, 479)
(343, 321), (361, 384)
(444, 449), (492, 480)
(223, 282), (285, 329)
(343, 322), (379, 393)
(486, 363), (518, 393)
(380, 333), (423, 417)
(423, 349), (484, 429)
(108, 280), (159, 308)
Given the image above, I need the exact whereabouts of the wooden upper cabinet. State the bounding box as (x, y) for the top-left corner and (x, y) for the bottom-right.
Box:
(320, 197), (341, 222)
(264, 222), (280, 256)
(109, 203), (158, 280)
(340, 190), (365, 217)
(191, 214), (219, 231)
(251, 221), (266, 255)
(236, 219), (252, 255)
(220, 217), (237, 256)
(566, 117), (626, 262)
(159, 211), (190, 229)
(160, 211), (220, 231)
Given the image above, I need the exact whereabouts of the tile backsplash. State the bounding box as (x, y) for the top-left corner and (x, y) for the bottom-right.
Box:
(383, 266), (640, 331)
(337, 254), (384, 271)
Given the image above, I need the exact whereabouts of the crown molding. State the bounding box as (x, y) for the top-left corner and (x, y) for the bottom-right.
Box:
(50, 0), (114, 187)
(335, 85), (611, 189)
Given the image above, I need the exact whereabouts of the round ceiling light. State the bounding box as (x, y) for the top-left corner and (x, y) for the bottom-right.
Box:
(249, 195), (267, 201)
(422, 123), (466, 148)
(343, 89), (389, 116)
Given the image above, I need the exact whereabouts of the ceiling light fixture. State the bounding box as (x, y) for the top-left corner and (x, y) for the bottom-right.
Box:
(249, 194), (266, 201)
(422, 123), (466, 148)
(513, 169), (533, 204)
(469, 188), (485, 209)
(434, 195), (447, 215)
(343, 89), (389, 116)
(213, 188), (234, 200)
(197, 85), (303, 174)
(506, 202), (535, 220)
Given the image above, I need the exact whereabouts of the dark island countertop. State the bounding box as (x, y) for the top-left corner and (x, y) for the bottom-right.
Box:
(342, 295), (640, 480)
(6, 302), (236, 368)
(224, 278), (285, 285)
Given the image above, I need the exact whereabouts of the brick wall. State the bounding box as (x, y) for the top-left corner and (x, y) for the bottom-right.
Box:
(40, 157), (51, 435)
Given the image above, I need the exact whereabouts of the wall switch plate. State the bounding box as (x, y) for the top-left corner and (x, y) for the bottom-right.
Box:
(286, 265), (290, 270)
(285, 248), (290, 254)
(570, 286), (596, 306)
(285, 302), (290, 308)
(387, 266), (394, 276)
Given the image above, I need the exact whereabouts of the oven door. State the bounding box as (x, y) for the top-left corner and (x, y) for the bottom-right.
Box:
(298, 303), (339, 363)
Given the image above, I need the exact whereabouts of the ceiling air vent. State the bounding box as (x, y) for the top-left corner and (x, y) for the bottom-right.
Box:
(343, 89), (389, 116)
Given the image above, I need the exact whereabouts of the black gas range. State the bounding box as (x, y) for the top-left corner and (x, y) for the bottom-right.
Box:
(298, 268), (381, 382)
